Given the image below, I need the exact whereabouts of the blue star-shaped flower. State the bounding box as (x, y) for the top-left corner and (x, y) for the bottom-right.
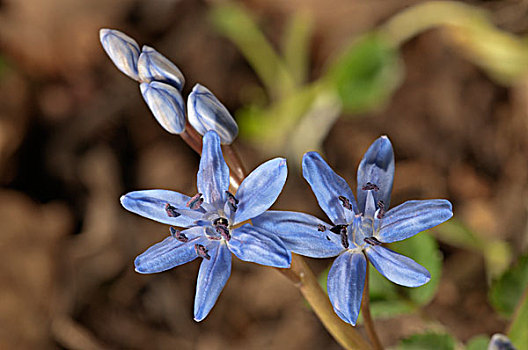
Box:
(253, 136), (453, 325)
(121, 130), (290, 321)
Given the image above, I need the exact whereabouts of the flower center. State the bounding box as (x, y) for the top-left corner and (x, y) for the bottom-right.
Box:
(212, 217), (231, 241)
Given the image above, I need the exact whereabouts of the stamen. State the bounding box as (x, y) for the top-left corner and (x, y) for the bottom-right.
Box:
(195, 244), (211, 260)
(317, 224), (327, 232)
(186, 193), (204, 210)
(330, 225), (349, 249)
(165, 203), (180, 217)
(364, 237), (382, 246)
(376, 200), (385, 219)
(330, 224), (348, 235)
(213, 217), (231, 241)
(362, 182), (379, 191)
(169, 227), (188, 242)
(338, 196), (354, 211)
(225, 191), (239, 212)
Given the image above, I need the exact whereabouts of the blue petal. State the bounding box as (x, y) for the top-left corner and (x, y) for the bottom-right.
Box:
(366, 245), (430, 287)
(327, 251), (366, 326)
(228, 224), (291, 268)
(252, 211), (342, 258)
(137, 45), (185, 90)
(356, 136), (394, 214)
(377, 199), (453, 243)
(194, 242), (232, 321)
(233, 158), (287, 225)
(198, 131), (230, 206)
(187, 84), (239, 144)
(99, 29), (140, 80)
(134, 227), (205, 273)
(120, 190), (204, 227)
(140, 81), (186, 134)
(302, 152), (358, 225)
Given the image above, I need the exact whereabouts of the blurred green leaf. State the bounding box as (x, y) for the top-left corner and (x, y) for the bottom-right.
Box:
(369, 299), (415, 319)
(209, 2), (295, 99)
(391, 232), (442, 305)
(490, 254), (528, 317)
(282, 12), (313, 87)
(382, 1), (528, 85)
(369, 264), (398, 301)
(434, 219), (512, 278)
(325, 33), (403, 113)
(398, 333), (455, 350)
(508, 288), (528, 349)
(465, 335), (489, 350)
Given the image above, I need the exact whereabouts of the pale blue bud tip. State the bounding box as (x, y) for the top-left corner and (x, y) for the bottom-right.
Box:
(99, 28), (141, 81)
(140, 81), (186, 134)
(187, 84), (239, 145)
(138, 45), (185, 90)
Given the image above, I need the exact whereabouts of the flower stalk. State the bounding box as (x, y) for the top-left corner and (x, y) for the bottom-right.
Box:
(361, 261), (383, 350)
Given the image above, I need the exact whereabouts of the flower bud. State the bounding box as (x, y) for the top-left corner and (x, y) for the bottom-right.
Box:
(187, 84), (239, 144)
(138, 45), (185, 90)
(140, 81), (186, 134)
(99, 29), (140, 81)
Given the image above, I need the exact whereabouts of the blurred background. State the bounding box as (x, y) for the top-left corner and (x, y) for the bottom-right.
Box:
(1, 0), (528, 349)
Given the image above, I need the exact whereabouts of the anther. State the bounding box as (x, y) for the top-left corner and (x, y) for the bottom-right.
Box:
(338, 196), (354, 211)
(169, 227), (188, 242)
(330, 225), (349, 249)
(225, 191), (239, 212)
(376, 200), (385, 219)
(362, 182), (379, 191)
(165, 203), (180, 217)
(213, 217), (231, 241)
(330, 224), (348, 235)
(317, 224), (327, 232)
(195, 244), (211, 260)
(186, 193), (203, 210)
(364, 237), (382, 246)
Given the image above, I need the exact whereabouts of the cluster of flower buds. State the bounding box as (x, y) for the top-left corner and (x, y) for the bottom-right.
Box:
(99, 29), (239, 144)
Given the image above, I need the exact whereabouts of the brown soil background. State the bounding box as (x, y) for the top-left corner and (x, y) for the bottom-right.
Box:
(1, 0), (527, 349)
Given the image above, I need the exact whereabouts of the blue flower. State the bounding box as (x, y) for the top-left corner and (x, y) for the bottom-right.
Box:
(121, 130), (290, 321)
(253, 136), (453, 325)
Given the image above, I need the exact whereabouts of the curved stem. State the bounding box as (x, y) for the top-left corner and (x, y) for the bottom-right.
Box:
(281, 255), (372, 349)
(361, 263), (383, 350)
(179, 130), (371, 350)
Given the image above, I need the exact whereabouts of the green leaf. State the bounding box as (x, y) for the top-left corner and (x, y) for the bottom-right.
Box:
(490, 254), (528, 317)
(324, 33), (403, 113)
(391, 232), (442, 305)
(282, 12), (313, 87)
(508, 288), (528, 349)
(369, 299), (415, 319)
(398, 333), (455, 350)
(209, 2), (295, 99)
(466, 335), (489, 350)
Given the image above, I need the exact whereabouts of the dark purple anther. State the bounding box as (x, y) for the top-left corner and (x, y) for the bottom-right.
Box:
(338, 196), (354, 211)
(186, 193), (204, 210)
(362, 182), (379, 191)
(225, 191), (239, 212)
(213, 217), (231, 241)
(330, 225), (349, 249)
(364, 237), (382, 246)
(376, 200), (385, 219)
(195, 244), (211, 260)
(165, 203), (180, 217)
(317, 224), (327, 232)
(170, 227), (188, 242)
